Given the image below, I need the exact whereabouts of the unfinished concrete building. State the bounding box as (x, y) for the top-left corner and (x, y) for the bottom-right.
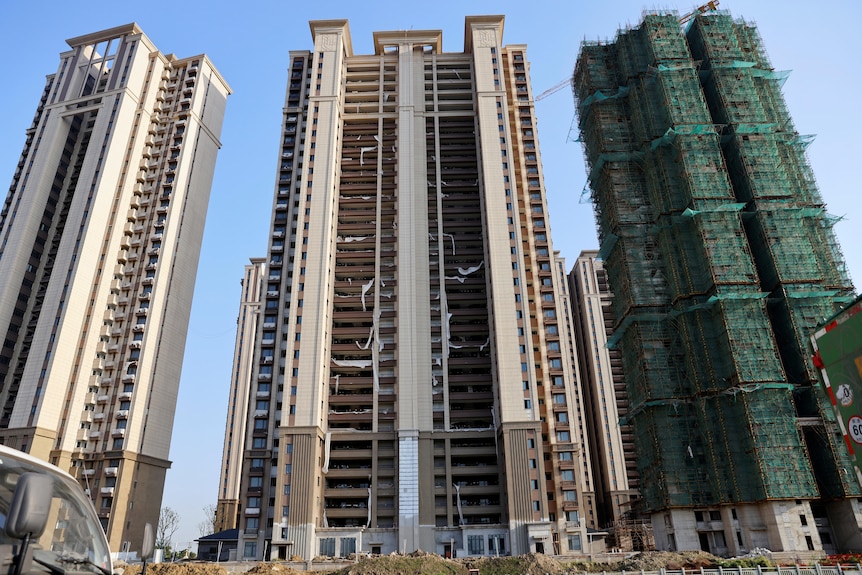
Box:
(226, 16), (595, 560)
(574, 10), (861, 557)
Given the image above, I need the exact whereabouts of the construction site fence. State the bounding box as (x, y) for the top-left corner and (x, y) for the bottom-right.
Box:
(564, 566), (862, 575)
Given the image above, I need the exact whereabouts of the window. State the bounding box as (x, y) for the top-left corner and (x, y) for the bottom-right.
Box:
(549, 358), (562, 368)
(561, 470), (574, 481)
(553, 394), (566, 404)
(249, 476), (263, 487)
(252, 438), (266, 449)
(557, 431), (570, 441)
(559, 452), (573, 461)
(567, 535), (582, 551)
(319, 538), (335, 557)
(488, 535), (505, 555)
(467, 535), (484, 555)
(248, 496), (261, 508)
(246, 517), (259, 530)
(340, 538), (356, 557)
(243, 542), (257, 559)
(563, 490), (576, 501)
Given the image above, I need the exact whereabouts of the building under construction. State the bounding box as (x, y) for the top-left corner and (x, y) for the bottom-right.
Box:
(574, 10), (861, 555)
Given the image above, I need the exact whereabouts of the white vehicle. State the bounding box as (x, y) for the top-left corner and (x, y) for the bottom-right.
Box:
(0, 445), (112, 575)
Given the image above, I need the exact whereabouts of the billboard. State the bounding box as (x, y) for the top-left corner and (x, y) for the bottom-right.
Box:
(811, 295), (862, 487)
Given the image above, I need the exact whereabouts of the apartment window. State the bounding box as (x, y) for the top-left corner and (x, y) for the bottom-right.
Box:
(252, 438), (266, 449)
(340, 538), (356, 557)
(549, 358), (562, 368)
(561, 470), (574, 481)
(557, 431), (570, 441)
(246, 517), (259, 530)
(243, 542), (257, 558)
(319, 538), (335, 557)
(249, 477), (263, 487)
(553, 394), (566, 404)
(568, 535), (582, 551)
(467, 535), (484, 556)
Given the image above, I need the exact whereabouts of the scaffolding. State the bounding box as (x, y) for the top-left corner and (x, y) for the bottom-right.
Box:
(575, 9), (860, 514)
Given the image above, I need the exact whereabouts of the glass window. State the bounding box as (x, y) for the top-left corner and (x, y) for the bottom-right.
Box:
(467, 535), (484, 555)
(319, 538), (335, 557)
(243, 542), (257, 558)
(340, 537), (356, 557)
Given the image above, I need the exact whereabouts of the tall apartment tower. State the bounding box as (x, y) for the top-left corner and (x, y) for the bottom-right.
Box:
(0, 24), (230, 551)
(229, 16), (592, 560)
(568, 251), (647, 550)
(574, 11), (862, 556)
(216, 258), (267, 533)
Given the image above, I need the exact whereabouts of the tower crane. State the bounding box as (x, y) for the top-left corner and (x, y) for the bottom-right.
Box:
(535, 1), (720, 102)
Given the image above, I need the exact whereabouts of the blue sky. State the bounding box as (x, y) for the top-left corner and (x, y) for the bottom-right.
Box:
(1, 0), (860, 551)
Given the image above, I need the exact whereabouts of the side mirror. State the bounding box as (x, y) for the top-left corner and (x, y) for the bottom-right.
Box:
(142, 523), (154, 560)
(6, 472), (52, 540)
(6, 472), (54, 575)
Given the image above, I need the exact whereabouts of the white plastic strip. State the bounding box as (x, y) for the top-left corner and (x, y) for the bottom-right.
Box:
(322, 432), (332, 474)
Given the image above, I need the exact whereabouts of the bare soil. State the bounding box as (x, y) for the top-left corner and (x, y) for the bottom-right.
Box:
(117, 550), (731, 575)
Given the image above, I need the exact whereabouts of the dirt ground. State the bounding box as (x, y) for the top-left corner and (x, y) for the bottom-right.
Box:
(117, 550), (733, 575)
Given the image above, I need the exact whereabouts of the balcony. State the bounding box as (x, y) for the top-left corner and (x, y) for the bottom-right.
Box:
(93, 413), (106, 422)
(119, 392), (133, 401)
(112, 429), (126, 438)
(100, 487), (115, 496)
(82, 469), (95, 477)
(245, 507), (261, 516)
(97, 395), (110, 403)
(105, 467), (118, 476)
(565, 521), (581, 532)
(116, 410), (130, 419)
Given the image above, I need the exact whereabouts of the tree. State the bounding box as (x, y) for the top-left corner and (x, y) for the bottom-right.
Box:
(196, 503), (217, 537)
(156, 507), (181, 550)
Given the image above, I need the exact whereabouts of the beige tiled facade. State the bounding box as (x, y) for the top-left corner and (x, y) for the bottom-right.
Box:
(222, 17), (593, 561)
(0, 24), (229, 553)
(216, 258), (266, 533)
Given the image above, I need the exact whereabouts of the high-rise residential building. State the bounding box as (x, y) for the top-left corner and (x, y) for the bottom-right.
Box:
(0, 24), (230, 552)
(575, 10), (861, 556)
(226, 16), (593, 561)
(216, 258), (267, 533)
(568, 251), (647, 551)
